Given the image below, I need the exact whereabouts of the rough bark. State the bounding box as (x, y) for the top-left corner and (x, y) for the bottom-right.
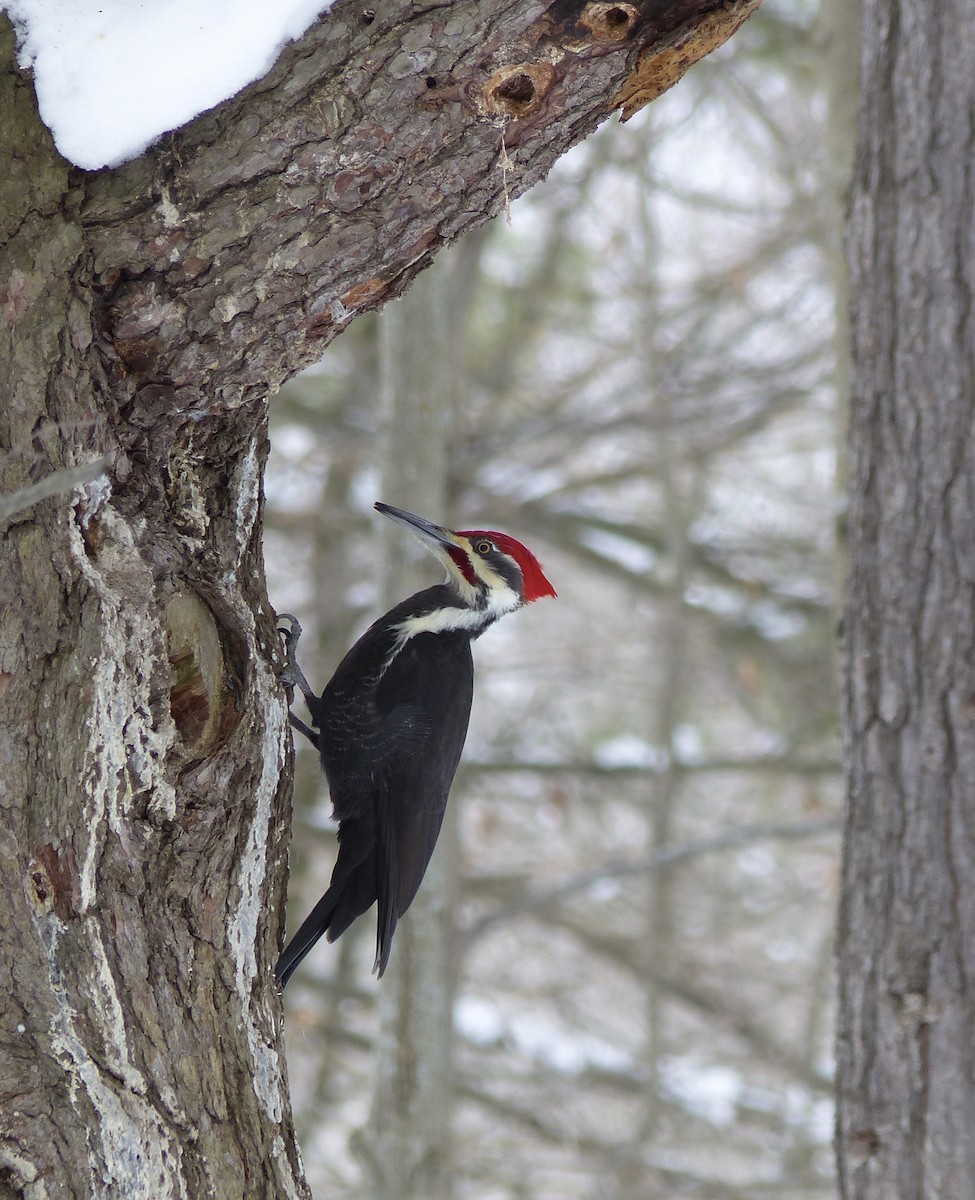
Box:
(0, 1), (761, 1195)
(836, 3), (975, 1197)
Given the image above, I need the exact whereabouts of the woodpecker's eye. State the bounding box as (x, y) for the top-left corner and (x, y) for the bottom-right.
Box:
(475, 540), (494, 556)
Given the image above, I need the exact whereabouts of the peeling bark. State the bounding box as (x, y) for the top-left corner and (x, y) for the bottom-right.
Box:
(0, 1), (760, 1194)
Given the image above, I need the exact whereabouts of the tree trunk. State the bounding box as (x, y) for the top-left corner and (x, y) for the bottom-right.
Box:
(0, 2), (762, 1194)
(837, 3), (975, 1196)
(358, 250), (459, 1200)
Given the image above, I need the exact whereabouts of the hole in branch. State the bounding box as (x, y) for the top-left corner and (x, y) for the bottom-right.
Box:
(497, 73), (535, 106)
(483, 63), (554, 118)
(579, 2), (639, 41)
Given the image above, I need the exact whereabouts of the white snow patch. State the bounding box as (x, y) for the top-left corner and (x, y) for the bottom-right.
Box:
(593, 734), (666, 770)
(765, 937), (799, 964)
(5, 0), (337, 169)
(671, 722), (704, 764)
(578, 527), (657, 573)
(662, 1057), (744, 1126)
(455, 998), (632, 1076)
(272, 424), (318, 462)
(345, 580), (377, 609)
(350, 467), (381, 513)
(454, 995), (505, 1045)
(735, 845), (776, 878)
(586, 876), (622, 903)
(507, 1012), (631, 1075)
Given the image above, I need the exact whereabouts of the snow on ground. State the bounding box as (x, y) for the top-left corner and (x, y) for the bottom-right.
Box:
(4, 0), (336, 170)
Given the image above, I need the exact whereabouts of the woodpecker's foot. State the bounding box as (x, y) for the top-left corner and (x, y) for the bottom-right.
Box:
(276, 613), (317, 706)
(289, 712), (320, 751)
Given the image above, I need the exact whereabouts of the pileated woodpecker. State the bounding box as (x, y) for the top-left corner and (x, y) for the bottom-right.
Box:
(275, 501), (556, 986)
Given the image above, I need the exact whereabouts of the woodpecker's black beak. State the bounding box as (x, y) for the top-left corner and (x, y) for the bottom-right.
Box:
(375, 502), (459, 549)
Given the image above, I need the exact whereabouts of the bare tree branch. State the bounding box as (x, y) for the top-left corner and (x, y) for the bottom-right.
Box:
(0, 456), (110, 523)
(465, 755), (841, 778)
(465, 816), (839, 940)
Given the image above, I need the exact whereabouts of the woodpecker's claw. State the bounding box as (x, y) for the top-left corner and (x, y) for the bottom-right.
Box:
(277, 613), (315, 704)
(278, 612), (303, 649)
(277, 614), (321, 749)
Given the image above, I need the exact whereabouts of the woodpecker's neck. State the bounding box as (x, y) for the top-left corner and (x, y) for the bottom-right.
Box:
(392, 580), (521, 646)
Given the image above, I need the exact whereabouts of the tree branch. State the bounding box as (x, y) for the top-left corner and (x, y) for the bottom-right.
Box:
(464, 815), (839, 940)
(0, 456), (110, 522)
(465, 754), (841, 777)
(70, 1), (764, 408)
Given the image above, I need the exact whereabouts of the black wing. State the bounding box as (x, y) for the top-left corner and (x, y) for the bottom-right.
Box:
(275, 617), (473, 985)
(369, 631), (473, 972)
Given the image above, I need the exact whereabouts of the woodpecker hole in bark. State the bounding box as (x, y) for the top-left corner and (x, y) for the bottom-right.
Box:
(498, 74), (535, 106)
(483, 64), (555, 118)
(29, 865), (52, 911)
(579, 2), (639, 41)
(27, 845), (77, 919)
(114, 336), (163, 381)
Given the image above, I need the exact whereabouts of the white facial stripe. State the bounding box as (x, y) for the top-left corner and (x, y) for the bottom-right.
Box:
(469, 553), (522, 615)
(437, 546), (480, 606)
(422, 536), (523, 613)
(484, 578), (521, 615)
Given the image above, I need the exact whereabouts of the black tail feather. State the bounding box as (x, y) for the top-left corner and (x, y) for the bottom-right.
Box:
(274, 888), (342, 988)
(275, 833), (380, 987)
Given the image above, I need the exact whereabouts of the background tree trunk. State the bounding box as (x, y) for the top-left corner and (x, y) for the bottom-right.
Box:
(357, 248), (463, 1200)
(0, 2), (763, 1194)
(837, 3), (975, 1196)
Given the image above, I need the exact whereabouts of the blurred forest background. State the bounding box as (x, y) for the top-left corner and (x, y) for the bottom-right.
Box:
(264, 0), (855, 1195)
